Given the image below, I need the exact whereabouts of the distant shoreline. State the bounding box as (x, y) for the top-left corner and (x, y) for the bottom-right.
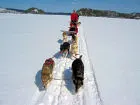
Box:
(0, 7), (140, 19)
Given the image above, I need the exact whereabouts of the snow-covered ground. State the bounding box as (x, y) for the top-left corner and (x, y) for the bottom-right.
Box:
(0, 13), (140, 105)
(0, 8), (22, 13)
(81, 17), (140, 105)
(0, 8), (6, 11)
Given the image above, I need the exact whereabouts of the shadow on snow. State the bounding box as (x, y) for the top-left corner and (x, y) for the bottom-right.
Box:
(63, 68), (75, 95)
(34, 69), (45, 91)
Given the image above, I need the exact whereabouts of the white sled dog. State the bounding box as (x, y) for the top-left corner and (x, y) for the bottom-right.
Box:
(71, 35), (79, 58)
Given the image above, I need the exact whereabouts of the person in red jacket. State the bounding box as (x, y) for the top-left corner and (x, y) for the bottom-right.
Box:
(70, 10), (79, 27)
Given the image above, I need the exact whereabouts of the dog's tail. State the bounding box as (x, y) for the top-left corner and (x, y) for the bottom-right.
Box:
(79, 55), (82, 59)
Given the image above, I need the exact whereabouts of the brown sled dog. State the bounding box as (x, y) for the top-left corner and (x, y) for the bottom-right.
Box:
(62, 32), (68, 42)
(41, 58), (55, 88)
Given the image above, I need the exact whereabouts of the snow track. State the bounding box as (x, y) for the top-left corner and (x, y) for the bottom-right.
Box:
(79, 25), (103, 105)
(29, 24), (103, 105)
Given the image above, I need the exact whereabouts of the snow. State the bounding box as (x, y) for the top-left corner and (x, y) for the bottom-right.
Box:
(81, 17), (140, 105)
(0, 13), (140, 105)
(0, 8), (6, 11)
(0, 8), (22, 14)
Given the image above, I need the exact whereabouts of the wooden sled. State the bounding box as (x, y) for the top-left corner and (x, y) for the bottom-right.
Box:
(41, 58), (55, 88)
(60, 30), (76, 35)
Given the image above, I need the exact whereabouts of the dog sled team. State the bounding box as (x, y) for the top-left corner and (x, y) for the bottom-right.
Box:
(41, 10), (84, 93)
(61, 9), (81, 58)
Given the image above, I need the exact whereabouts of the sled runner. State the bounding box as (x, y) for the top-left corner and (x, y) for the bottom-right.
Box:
(41, 58), (55, 88)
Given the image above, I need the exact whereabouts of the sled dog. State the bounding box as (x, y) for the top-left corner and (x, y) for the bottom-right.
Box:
(62, 32), (68, 42)
(60, 42), (70, 57)
(71, 34), (78, 44)
(41, 58), (55, 88)
(72, 55), (84, 92)
(71, 41), (78, 58)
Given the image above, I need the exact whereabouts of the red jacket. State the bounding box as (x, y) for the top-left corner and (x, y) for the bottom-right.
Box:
(71, 13), (79, 22)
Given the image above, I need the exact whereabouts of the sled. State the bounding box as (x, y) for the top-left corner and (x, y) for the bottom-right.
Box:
(41, 58), (55, 88)
(61, 30), (76, 35)
(70, 21), (81, 25)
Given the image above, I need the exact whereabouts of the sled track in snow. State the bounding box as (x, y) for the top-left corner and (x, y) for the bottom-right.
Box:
(80, 25), (104, 105)
(29, 57), (72, 105)
(29, 23), (103, 105)
(57, 57), (71, 105)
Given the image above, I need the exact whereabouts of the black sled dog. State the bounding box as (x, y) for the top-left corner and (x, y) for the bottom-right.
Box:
(60, 42), (70, 57)
(72, 55), (84, 93)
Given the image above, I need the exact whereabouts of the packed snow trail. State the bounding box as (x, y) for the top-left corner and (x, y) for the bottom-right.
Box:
(79, 25), (103, 105)
(29, 24), (103, 105)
